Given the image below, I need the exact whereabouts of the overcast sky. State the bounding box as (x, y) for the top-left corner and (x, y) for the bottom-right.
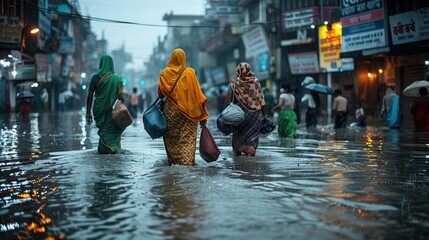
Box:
(79, 1), (205, 70)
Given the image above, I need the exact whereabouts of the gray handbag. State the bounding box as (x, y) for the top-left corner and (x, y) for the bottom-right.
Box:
(221, 85), (245, 126)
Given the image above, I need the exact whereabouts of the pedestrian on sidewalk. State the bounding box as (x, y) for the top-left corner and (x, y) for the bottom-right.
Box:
(226, 62), (267, 156)
(158, 48), (209, 165)
(332, 89), (348, 128)
(86, 55), (125, 154)
(271, 83), (297, 138)
(411, 87), (429, 132)
(381, 87), (401, 129)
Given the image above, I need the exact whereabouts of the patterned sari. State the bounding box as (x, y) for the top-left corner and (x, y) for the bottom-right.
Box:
(232, 108), (260, 156)
(163, 101), (198, 165)
(230, 62), (265, 156)
(92, 56), (124, 154)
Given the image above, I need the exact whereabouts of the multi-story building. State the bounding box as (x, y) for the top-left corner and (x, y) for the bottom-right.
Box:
(0, 0), (96, 114)
(202, 1), (243, 89)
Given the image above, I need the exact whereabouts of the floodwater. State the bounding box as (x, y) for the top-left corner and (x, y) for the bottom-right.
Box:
(1, 111), (428, 240)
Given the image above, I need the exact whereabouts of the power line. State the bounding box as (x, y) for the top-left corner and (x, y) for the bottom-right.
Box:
(38, 7), (278, 29)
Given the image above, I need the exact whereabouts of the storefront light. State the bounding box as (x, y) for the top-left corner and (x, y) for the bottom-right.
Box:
(378, 69), (383, 74)
(324, 21), (328, 25)
(0, 59), (11, 67)
(367, 72), (372, 78)
(30, 27), (40, 34)
(310, 24), (316, 29)
(425, 60), (429, 66)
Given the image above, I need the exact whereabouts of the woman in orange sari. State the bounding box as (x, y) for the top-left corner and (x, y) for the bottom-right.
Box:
(158, 48), (209, 165)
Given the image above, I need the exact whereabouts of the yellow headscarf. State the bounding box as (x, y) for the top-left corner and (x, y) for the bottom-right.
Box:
(158, 48), (209, 122)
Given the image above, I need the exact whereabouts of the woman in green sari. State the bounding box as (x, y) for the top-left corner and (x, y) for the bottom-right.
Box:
(86, 55), (125, 154)
(271, 83), (297, 138)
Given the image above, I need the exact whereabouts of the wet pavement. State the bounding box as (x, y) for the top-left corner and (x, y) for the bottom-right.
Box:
(1, 110), (429, 239)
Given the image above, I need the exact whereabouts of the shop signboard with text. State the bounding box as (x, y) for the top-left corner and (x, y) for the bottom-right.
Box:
(341, 0), (386, 52)
(288, 52), (320, 75)
(282, 7), (318, 31)
(389, 7), (429, 45)
(319, 23), (342, 71)
(241, 26), (270, 79)
(0, 15), (21, 50)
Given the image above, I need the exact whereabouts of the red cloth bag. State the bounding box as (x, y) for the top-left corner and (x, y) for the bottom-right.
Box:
(199, 125), (220, 162)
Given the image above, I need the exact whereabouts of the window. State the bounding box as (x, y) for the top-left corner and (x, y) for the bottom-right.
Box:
(249, 0), (259, 22)
(1, 0), (18, 16)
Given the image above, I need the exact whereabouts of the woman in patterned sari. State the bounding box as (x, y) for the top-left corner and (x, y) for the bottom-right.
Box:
(158, 48), (209, 165)
(86, 55), (125, 154)
(226, 62), (266, 156)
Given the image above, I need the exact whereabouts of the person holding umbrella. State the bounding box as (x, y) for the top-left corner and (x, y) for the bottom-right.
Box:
(411, 87), (429, 132)
(301, 89), (319, 129)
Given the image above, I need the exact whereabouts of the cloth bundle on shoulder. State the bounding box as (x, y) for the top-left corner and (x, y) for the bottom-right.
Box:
(199, 125), (220, 162)
(143, 97), (167, 139)
(112, 99), (133, 129)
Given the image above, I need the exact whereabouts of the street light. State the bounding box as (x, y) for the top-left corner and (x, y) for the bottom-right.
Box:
(30, 27), (40, 34)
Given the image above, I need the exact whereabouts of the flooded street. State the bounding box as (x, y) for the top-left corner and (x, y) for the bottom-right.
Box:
(1, 111), (429, 240)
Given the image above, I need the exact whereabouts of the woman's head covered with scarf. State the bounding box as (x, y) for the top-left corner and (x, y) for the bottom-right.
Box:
(384, 87), (398, 112)
(158, 48), (208, 122)
(98, 55), (115, 77)
(236, 62), (255, 81)
(232, 62), (265, 111)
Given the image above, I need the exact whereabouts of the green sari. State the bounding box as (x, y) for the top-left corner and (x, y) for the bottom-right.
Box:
(93, 56), (124, 154)
(278, 109), (297, 138)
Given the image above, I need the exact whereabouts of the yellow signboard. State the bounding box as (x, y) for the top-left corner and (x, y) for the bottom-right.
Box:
(318, 22), (342, 72)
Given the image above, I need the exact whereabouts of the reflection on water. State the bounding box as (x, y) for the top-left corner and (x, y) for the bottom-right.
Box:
(0, 112), (428, 239)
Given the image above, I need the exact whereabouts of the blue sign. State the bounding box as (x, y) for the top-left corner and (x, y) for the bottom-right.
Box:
(259, 52), (269, 72)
